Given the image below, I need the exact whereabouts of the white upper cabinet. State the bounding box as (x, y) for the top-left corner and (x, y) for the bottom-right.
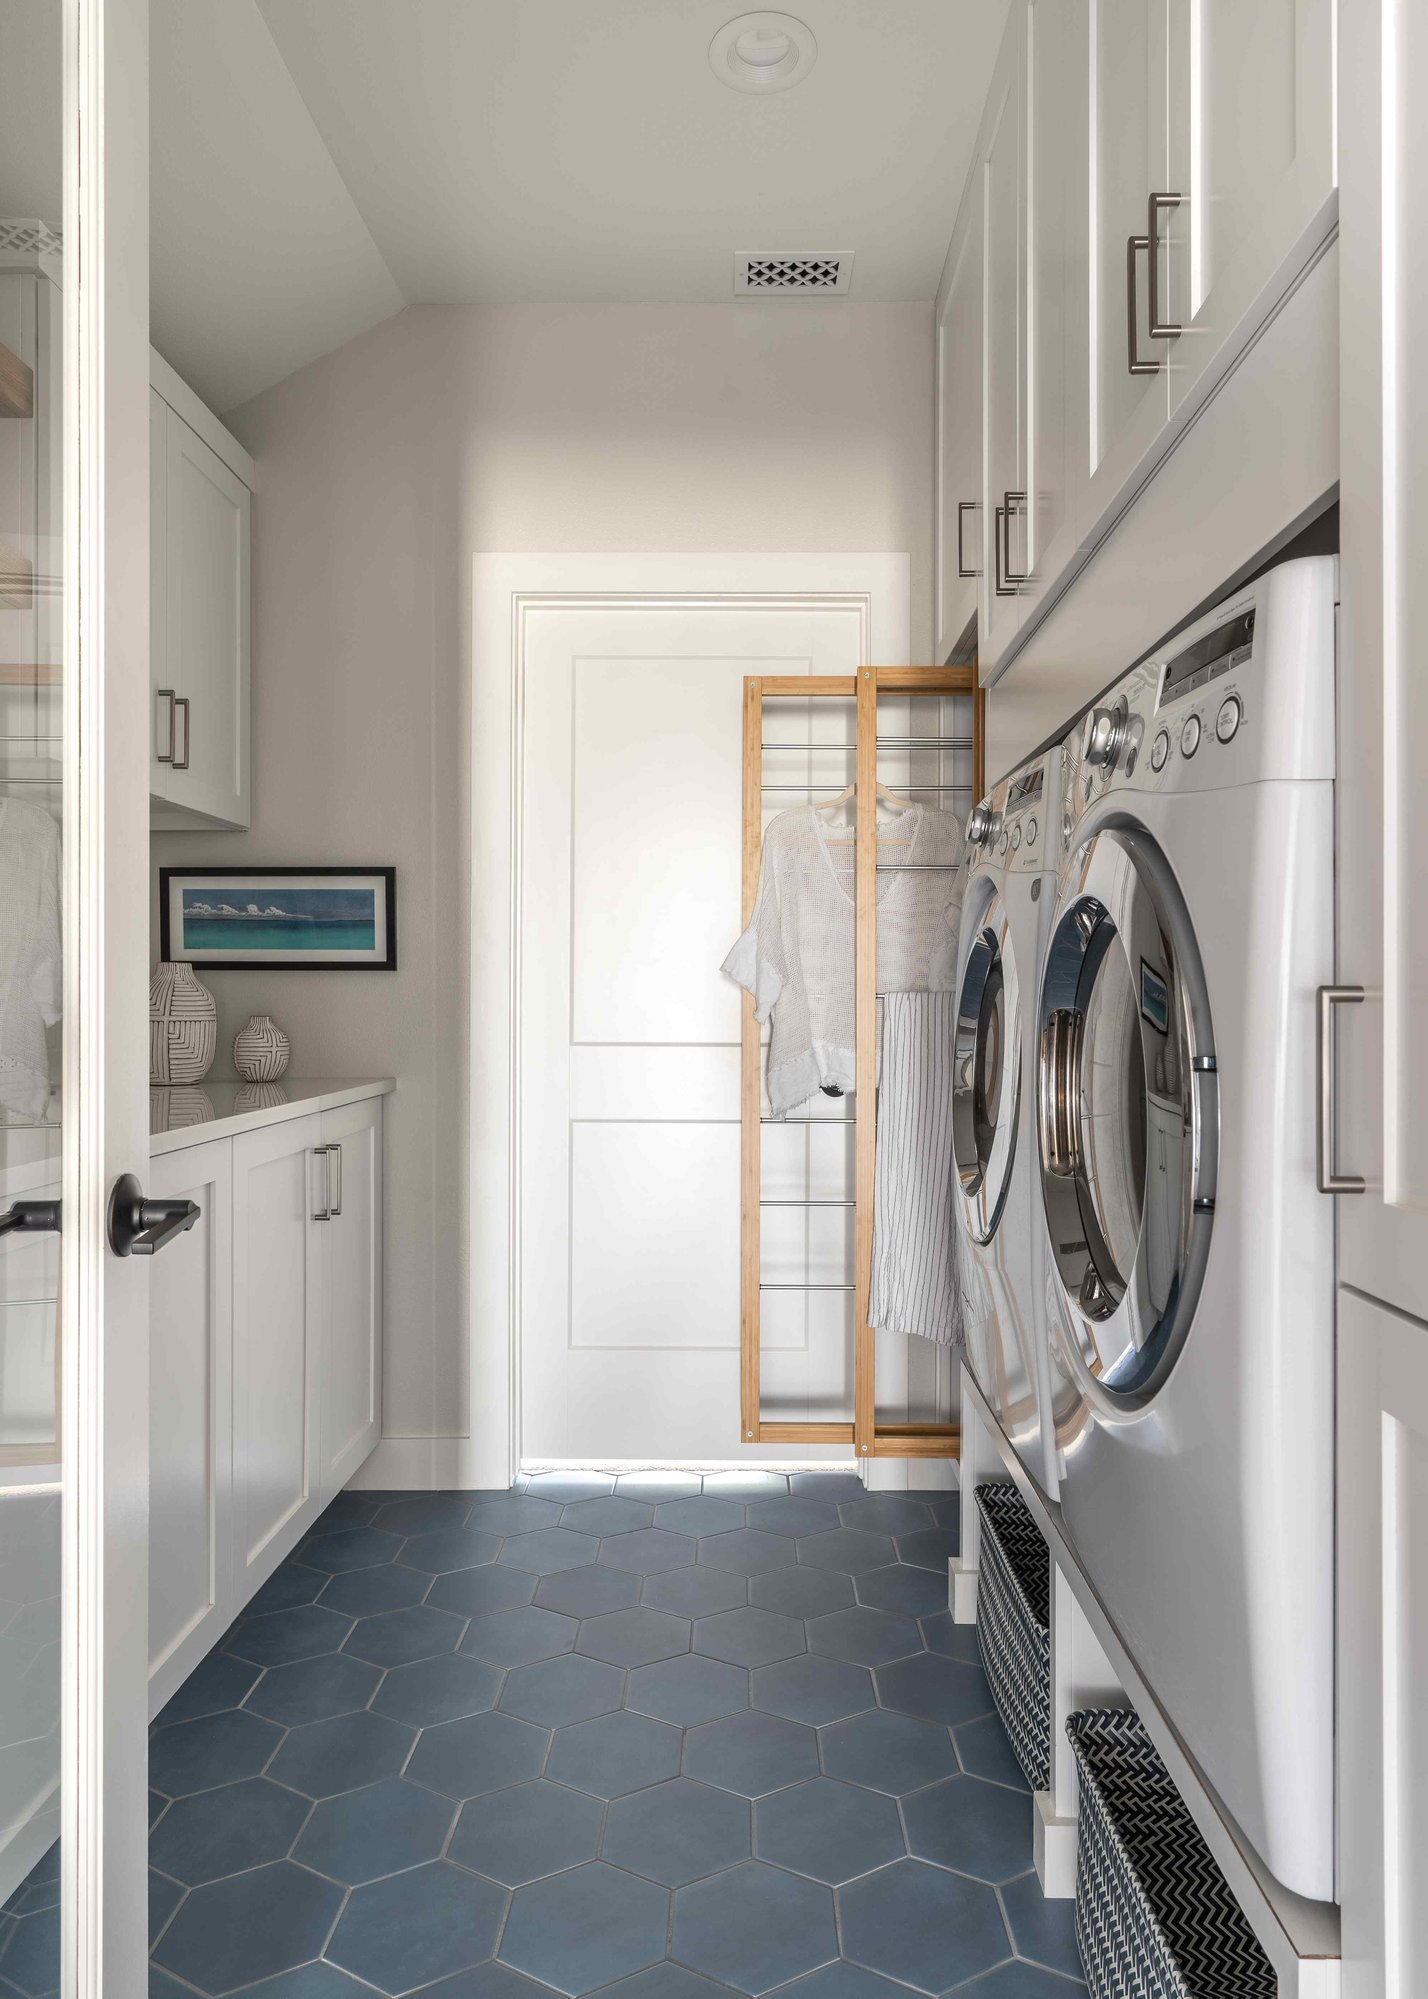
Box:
(1165, 0), (1335, 420)
(149, 354), (252, 831)
(1082, 0), (1171, 535)
(980, 11), (1026, 670)
(934, 201), (984, 661)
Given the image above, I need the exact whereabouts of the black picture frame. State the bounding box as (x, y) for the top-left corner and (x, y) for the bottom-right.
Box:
(159, 867), (398, 971)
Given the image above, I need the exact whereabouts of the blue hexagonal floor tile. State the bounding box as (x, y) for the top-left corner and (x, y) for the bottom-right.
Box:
(399, 1527), (503, 1575)
(249, 1564), (327, 1616)
(820, 1710), (958, 1796)
(342, 1604), (466, 1667)
(599, 1529), (697, 1575)
(837, 1498), (936, 1537)
(151, 1861), (344, 1994)
(933, 1965), (1082, 1998)
(155, 1648), (259, 1725)
(672, 1859), (836, 1996)
(462, 1604), (579, 1667)
(464, 1496), (563, 1537)
(318, 1562), (433, 1619)
(749, 1655), (873, 1727)
(576, 1606), (690, 1668)
(874, 1654), (994, 1728)
(852, 1567), (948, 1618)
(641, 1567), (747, 1619)
(920, 1613), (983, 1664)
(682, 1710), (819, 1797)
(534, 1565), (642, 1618)
(894, 1529), (959, 1573)
(267, 1711), (416, 1798)
(747, 1568), (854, 1620)
(837, 1859), (1009, 1995)
(500, 1862), (669, 1995)
(953, 1715), (1031, 1793)
(149, 1709), (284, 1798)
(500, 1529), (601, 1576)
(371, 1494), (473, 1537)
(745, 1499), (840, 1538)
(500, 1653), (625, 1727)
(901, 1774), (1032, 1883)
(693, 1607), (804, 1669)
(560, 1497), (654, 1537)
(448, 1778), (602, 1886)
(243, 1652), (381, 1726)
(148, 1775), (310, 1885)
(603, 1777), (750, 1886)
(545, 1710), (682, 1799)
(653, 1498), (745, 1538)
(301, 1527), (405, 1574)
(628, 1653), (747, 1726)
(795, 1531), (895, 1577)
(326, 1860), (506, 1994)
(294, 1778), (455, 1885)
(774, 1961), (912, 1999)
(806, 1607), (921, 1670)
(999, 1870), (1085, 1981)
(406, 1711), (550, 1799)
(226, 1605), (354, 1668)
(523, 1474), (615, 1501)
(372, 1652), (502, 1726)
(430, 1565), (539, 1620)
(697, 1530), (795, 1577)
(755, 1779), (903, 1885)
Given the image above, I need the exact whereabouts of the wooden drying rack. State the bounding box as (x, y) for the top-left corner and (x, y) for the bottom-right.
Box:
(739, 664), (984, 1462)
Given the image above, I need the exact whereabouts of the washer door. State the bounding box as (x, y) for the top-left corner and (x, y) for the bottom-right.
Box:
(953, 888), (1021, 1245)
(1037, 821), (1217, 1408)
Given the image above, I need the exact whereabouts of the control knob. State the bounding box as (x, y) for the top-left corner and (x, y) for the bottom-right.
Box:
(1084, 701), (1128, 769)
(967, 803), (996, 847)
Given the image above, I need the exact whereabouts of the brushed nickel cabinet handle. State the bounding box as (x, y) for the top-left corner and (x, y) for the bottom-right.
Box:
(156, 688), (176, 764)
(173, 694), (191, 771)
(1127, 233), (1157, 375)
(313, 1146), (332, 1222)
(993, 504), (1014, 596)
(957, 499), (982, 579)
(1002, 490), (1028, 585)
(1147, 191), (1183, 338)
(326, 1141), (343, 1218)
(1317, 986), (1366, 1193)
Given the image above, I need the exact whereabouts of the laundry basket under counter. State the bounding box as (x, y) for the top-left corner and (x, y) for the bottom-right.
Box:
(1066, 1707), (1278, 1999)
(973, 1481), (1052, 1793)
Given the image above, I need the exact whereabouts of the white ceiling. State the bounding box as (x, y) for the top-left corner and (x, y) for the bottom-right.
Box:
(14, 1), (1011, 415)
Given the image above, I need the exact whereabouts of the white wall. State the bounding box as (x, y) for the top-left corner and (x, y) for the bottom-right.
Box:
(153, 300), (934, 1462)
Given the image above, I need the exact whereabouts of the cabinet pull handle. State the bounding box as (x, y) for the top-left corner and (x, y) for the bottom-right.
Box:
(326, 1141), (343, 1217)
(1147, 191), (1182, 339)
(1002, 490), (1028, 585)
(957, 500), (982, 579)
(313, 1146), (332, 1222)
(993, 505), (1014, 596)
(173, 694), (191, 771)
(1126, 233), (1158, 375)
(156, 688), (177, 763)
(1317, 986), (1366, 1193)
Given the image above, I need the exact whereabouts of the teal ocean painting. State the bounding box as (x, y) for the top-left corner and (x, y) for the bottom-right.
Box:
(181, 886), (377, 954)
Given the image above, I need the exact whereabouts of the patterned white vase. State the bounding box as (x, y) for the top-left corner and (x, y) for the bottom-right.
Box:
(233, 1014), (290, 1082)
(149, 962), (218, 1084)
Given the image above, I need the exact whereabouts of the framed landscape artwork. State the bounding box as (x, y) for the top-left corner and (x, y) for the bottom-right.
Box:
(159, 867), (397, 970)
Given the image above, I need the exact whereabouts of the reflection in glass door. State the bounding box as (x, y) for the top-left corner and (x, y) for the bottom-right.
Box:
(0, 7), (67, 1981)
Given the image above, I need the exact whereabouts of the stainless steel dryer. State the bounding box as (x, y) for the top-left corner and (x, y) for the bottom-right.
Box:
(953, 747), (1062, 1497)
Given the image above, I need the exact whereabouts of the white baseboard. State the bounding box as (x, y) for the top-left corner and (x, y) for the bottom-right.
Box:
(1034, 1788), (1079, 1898)
(347, 1436), (505, 1491)
(950, 1555), (979, 1623)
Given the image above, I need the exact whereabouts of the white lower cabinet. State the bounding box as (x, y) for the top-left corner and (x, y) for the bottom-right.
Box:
(147, 1137), (233, 1717)
(149, 1090), (384, 1714)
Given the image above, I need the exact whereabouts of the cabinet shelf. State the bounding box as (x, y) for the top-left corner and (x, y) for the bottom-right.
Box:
(0, 540), (34, 611)
(0, 663), (62, 686)
(0, 339), (34, 419)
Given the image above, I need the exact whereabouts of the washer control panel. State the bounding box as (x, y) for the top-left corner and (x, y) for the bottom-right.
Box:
(967, 747), (1059, 878)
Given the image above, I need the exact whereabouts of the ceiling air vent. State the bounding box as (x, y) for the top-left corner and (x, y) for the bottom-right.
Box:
(735, 253), (853, 295)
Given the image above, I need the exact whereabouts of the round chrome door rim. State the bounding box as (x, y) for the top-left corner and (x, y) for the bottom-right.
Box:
(952, 879), (1021, 1246)
(1035, 805), (1218, 1417)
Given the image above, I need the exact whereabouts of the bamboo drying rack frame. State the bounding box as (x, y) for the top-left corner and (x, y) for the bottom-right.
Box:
(739, 664), (984, 1461)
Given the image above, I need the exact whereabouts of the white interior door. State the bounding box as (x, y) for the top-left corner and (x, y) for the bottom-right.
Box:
(0, 0), (152, 1988)
(475, 556), (907, 1470)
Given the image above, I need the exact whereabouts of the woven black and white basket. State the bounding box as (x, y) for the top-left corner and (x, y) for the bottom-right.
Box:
(973, 1482), (1051, 1792)
(1066, 1708), (1277, 1999)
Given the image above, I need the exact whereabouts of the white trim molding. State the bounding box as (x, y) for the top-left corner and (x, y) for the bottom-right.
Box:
(468, 552), (910, 1489)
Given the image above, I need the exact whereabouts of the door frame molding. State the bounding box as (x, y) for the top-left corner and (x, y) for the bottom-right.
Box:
(468, 552), (910, 1487)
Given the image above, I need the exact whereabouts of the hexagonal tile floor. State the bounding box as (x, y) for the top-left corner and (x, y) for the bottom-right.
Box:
(0, 1476), (1086, 1998)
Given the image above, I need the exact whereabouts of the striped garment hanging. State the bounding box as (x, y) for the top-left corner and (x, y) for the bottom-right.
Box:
(868, 990), (964, 1347)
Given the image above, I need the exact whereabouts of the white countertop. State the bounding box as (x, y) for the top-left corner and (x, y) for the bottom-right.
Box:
(150, 1077), (395, 1155)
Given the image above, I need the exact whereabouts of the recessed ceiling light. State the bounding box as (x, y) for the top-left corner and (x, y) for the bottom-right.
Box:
(709, 11), (818, 94)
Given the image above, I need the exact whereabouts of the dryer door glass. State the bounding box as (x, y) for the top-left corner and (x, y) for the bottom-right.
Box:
(953, 894), (1020, 1244)
(1037, 825), (1217, 1403)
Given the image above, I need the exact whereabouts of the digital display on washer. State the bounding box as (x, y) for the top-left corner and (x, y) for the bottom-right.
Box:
(1005, 768), (1043, 809)
(1159, 606), (1255, 705)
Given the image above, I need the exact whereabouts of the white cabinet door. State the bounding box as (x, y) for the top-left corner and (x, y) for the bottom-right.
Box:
(147, 1137), (232, 1717)
(934, 199), (983, 662)
(1339, 1288), (1428, 1997)
(316, 1097), (382, 1500)
(980, 10), (1025, 674)
(231, 1114), (323, 1598)
(1020, 0), (1084, 623)
(148, 388), (172, 803)
(158, 404), (250, 829)
(1081, 0), (1171, 540)
(1165, 0), (1334, 419)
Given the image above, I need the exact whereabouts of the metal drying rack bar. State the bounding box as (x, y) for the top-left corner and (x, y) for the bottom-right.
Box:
(739, 665), (984, 1462)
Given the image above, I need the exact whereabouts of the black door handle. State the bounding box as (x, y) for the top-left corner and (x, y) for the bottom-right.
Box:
(0, 1200), (61, 1237)
(107, 1173), (200, 1258)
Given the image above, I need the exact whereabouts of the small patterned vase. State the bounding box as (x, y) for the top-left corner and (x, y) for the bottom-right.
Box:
(149, 962), (218, 1084)
(233, 1014), (290, 1082)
